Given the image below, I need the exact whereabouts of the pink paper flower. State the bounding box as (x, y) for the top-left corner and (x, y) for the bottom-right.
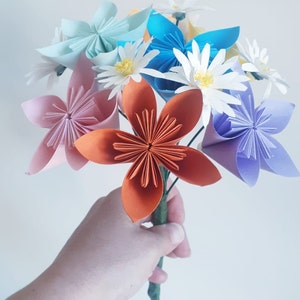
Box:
(22, 55), (119, 174)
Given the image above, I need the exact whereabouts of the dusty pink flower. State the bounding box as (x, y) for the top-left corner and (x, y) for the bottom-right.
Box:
(22, 55), (119, 174)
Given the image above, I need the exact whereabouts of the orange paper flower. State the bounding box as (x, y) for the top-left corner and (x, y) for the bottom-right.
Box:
(75, 79), (221, 221)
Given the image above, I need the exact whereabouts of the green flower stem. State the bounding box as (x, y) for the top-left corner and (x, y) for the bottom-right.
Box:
(186, 125), (204, 147)
(147, 126), (205, 299)
(166, 125), (205, 195)
(118, 108), (127, 120)
(147, 193), (168, 300)
(148, 169), (169, 300)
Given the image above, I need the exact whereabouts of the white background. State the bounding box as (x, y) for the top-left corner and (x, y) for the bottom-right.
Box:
(1, 0), (299, 299)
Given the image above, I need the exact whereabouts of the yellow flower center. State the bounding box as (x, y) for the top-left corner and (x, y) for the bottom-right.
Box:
(194, 70), (214, 88)
(115, 58), (134, 76)
(259, 61), (270, 73)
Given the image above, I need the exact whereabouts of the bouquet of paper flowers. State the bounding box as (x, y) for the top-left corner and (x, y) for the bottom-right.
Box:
(23, 0), (299, 299)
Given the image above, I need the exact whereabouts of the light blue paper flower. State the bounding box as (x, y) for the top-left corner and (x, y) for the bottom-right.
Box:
(145, 11), (240, 100)
(202, 81), (299, 186)
(38, 1), (151, 69)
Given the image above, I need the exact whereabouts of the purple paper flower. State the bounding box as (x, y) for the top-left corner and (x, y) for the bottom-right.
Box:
(201, 82), (299, 186)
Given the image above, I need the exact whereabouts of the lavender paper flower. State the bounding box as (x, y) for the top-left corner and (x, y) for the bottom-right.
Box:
(201, 82), (299, 186)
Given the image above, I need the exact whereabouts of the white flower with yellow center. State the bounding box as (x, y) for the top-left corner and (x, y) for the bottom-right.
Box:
(94, 39), (164, 99)
(168, 41), (249, 126)
(237, 39), (288, 98)
(154, 0), (214, 20)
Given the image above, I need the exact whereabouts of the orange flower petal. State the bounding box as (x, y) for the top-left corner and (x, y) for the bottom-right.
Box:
(169, 146), (221, 186)
(159, 89), (203, 139)
(122, 79), (157, 137)
(74, 129), (124, 164)
(122, 165), (163, 222)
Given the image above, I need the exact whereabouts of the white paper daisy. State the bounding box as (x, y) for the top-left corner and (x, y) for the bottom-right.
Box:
(167, 41), (249, 126)
(94, 39), (165, 99)
(153, 0), (214, 21)
(237, 38), (288, 98)
(25, 27), (66, 88)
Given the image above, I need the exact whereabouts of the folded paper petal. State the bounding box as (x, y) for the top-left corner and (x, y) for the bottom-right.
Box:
(65, 146), (88, 170)
(90, 1), (117, 26)
(169, 146), (221, 186)
(24, 54), (119, 174)
(122, 162), (163, 222)
(38, 2), (151, 69)
(260, 136), (300, 177)
(122, 79), (157, 137)
(26, 134), (57, 175)
(202, 83), (299, 185)
(258, 99), (295, 134)
(68, 54), (96, 95)
(74, 129), (124, 164)
(159, 89), (203, 139)
(22, 96), (66, 128)
(38, 39), (85, 70)
(146, 11), (240, 100)
(191, 27), (240, 57)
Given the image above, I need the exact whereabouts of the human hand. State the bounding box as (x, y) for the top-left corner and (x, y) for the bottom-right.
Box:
(8, 186), (190, 300)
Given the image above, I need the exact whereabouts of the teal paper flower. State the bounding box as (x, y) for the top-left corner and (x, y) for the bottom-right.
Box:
(38, 1), (151, 69)
(145, 11), (240, 100)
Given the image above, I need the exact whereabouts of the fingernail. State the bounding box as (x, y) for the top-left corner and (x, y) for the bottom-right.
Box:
(167, 223), (185, 244)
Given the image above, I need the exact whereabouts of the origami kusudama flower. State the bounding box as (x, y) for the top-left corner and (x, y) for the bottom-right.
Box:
(168, 41), (249, 127)
(38, 1), (151, 69)
(145, 11), (240, 99)
(237, 39), (288, 98)
(22, 55), (119, 175)
(201, 81), (299, 186)
(75, 79), (221, 221)
(153, 0), (214, 20)
(94, 39), (164, 99)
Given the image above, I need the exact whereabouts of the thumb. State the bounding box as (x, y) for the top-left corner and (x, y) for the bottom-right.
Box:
(148, 223), (185, 256)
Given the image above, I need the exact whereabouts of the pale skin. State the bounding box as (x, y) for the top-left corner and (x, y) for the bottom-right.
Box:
(7, 187), (190, 300)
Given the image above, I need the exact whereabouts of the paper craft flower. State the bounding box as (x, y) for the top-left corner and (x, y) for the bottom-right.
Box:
(75, 79), (221, 221)
(37, 1), (151, 69)
(201, 81), (299, 186)
(26, 27), (65, 88)
(237, 39), (288, 98)
(153, 0), (214, 20)
(94, 39), (164, 99)
(168, 41), (249, 126)
(22, 55), (119, 175)
(145, 11), (240, 99)
(25, 56), (61, 89)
